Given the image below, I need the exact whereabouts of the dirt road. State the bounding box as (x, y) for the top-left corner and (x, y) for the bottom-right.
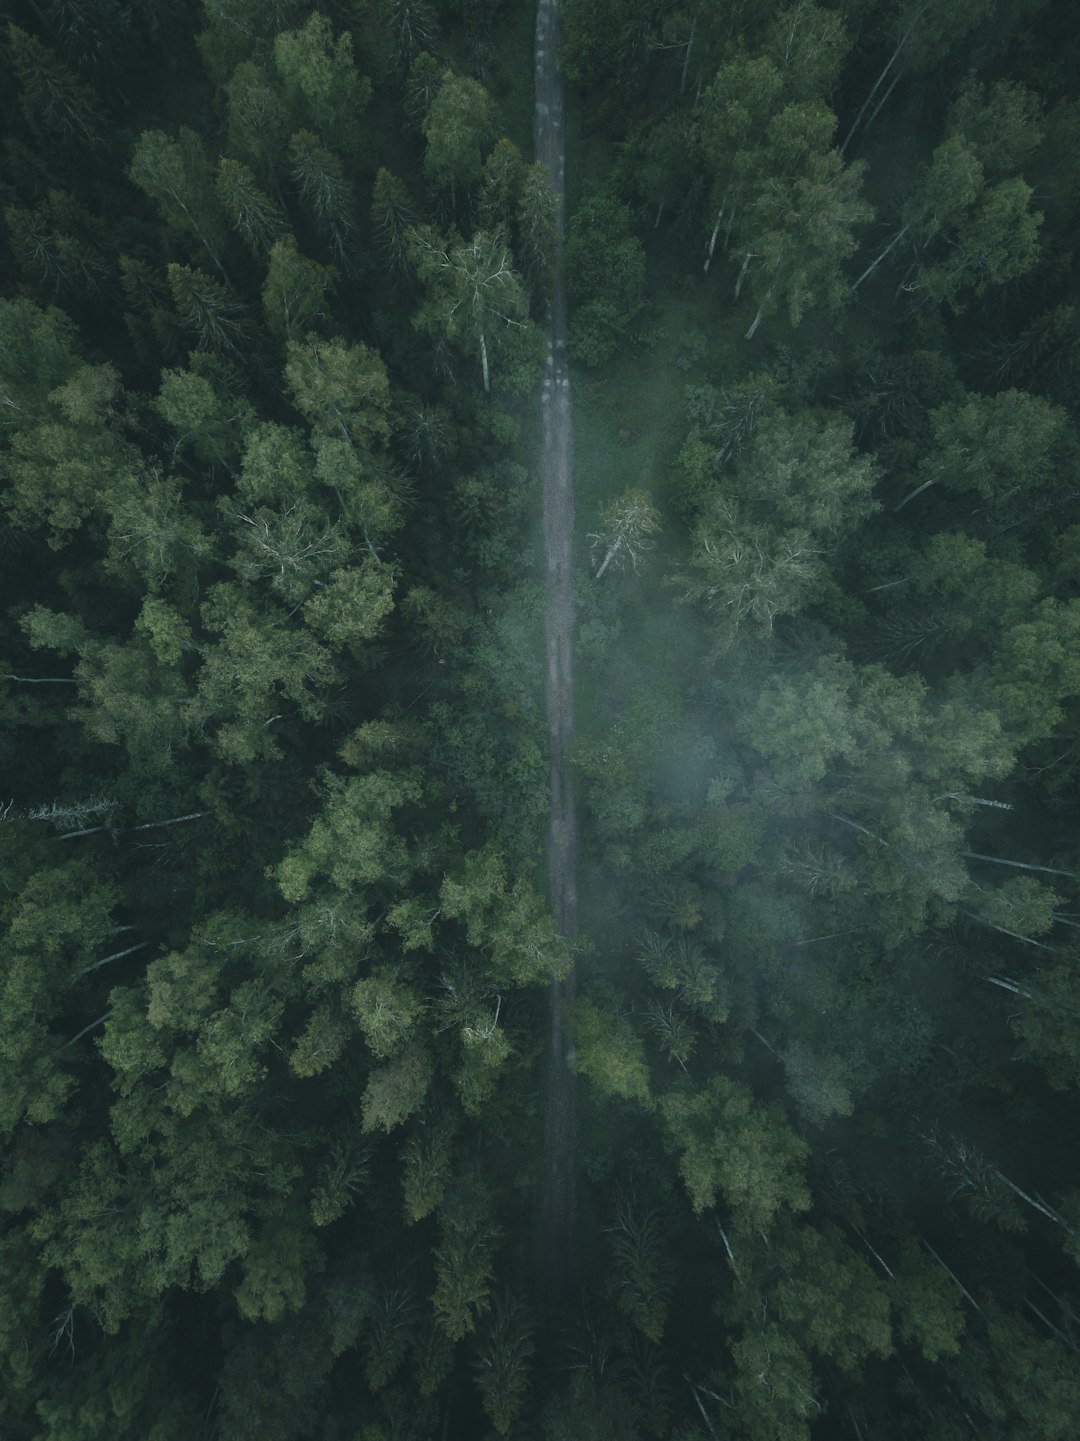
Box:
(535, 0), (578, 1306)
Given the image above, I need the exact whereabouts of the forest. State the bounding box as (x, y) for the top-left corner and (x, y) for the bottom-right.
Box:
(2, 0), (1080, 1437)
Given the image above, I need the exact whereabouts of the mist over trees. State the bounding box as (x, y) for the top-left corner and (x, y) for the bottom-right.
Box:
(1, 1), (1080, 1439)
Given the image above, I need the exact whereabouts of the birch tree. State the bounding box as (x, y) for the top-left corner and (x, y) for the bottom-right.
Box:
(732, 101), (873, 339)
(589, 488), (661, 579)
(411, 227), (533, 393)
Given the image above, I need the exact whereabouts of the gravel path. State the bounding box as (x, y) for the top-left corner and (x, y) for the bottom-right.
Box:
(535, 0), (579, 1306)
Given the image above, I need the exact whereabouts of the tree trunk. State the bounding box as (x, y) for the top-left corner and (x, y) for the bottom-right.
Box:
(77, 941), (150, 977)
(5, 674), (77, 683)
(595, 534), (623, 580)
(679, 19), (695, 95)
(962, 851), (1077, 877)
(480, 329), (490, 393)
(893, 474), (937, 512)
(704, 199), (726, 273)
(920, 1238), (982, 1312)
(840, 30), (910, 156)
(852, 223), (911, 291)
(734, 251), (753, 299)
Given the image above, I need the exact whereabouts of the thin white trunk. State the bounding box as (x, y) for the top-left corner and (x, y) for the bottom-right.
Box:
(852, 223), (911, 291)
(77, 941), (150, 977)
(893, 474), (937, 512)
(679, 20), (695, 95)
(716, 1220), (740, 1279)
(480, 330), (490, 393)
(962, 851), (1077, 877)
(734, 251), (753, 299)
(983, 975), (1033, 998)
(744, 304), (766, 341)
(959, 908), (1055, 951)
(595, 535), (623, 580)
(1024, 1296), (1080, 1353)
(920, 1238), (982, 1313)
(855, 1229), (895, 1278)
(704, 202), (725, 272)
(840, 29), (910, 155)
(865, 68), (904, 135)
(131, 811), (207, 832)
(830, 813), (888, 846)
(5, 674), (78, 683)
(996, 1171), (1074, 1230)
(54, 1010), (113, 1055)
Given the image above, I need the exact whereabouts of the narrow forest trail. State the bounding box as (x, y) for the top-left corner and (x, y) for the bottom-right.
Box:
(534, 0), (578, 1307)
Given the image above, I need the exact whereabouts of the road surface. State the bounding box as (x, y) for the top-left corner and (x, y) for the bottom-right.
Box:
(535, 0), (578, 1307)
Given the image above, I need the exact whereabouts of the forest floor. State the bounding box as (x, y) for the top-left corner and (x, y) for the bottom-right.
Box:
(536, 0), (579, 1307)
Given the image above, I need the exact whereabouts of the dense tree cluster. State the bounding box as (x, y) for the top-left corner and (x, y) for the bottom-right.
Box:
(1, 0), (1079, 1438)
(558, 0), (1080, 1437)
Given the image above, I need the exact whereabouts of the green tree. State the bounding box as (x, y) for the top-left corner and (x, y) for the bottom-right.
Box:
(152, 365), (255, 473)
(589, 488), (661, 579)
(696, 55), (785, 270)
(288, 130), (355, 267)
(190, 584), (338, 763)
(764, 0), (851, 102)
(565, 192), (646, 365)
(681, 408), (877, 645)
(215, 157), (287, 257)
(854, 133), (1043, 307)
(5, 192), (112, 304)
(167, 264), (252, 355)
(731, 101), (872, 338)
(284, 335), (392, 449)
(479, 137), (525, 234)
(224, 60), (290, 177)
(371, 168), (416, 274)
(2, 367), (134, 544)
(273, 12), (371, 152)
(7, 22), (106, 152)
(0, 296), (81, 427)
(569, 995), (652, 1106)
(412, 227), (536, 393)
(0, 861), (118, 1134)
(517, 161), (558, 296)
(129, 128), (229, 278)
(895, 387), (1073, 513)
(474, 1291), (535, 1435)
(421, 71), (496, 206)
(659, 1077), (811, 1226)
(262, 236), (337, 341)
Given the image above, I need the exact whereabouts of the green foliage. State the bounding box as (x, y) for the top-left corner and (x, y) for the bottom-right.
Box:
(0, 862), (117, 1133)
(422, 71), (496, 202)
(566, 192), (646, 365)
(606, 1190), (672, 1341)
(659, 1077), (810, 1225)
(273, 12), (371, 152)
(362, 1043), (435, 1133)
(439, 848), (573, 987)
(285, 335), (392, 449)
(412, 226), (538, 393)
(129, 128), (227, 270)
(681, 408), (877, 644)
(216, 158), (287, 257)
(474, 1290), (535, 1434)
(5, 0), (1080, 1433)
(570, 995), (652, 1106)
(432, 1183), (499, 1340)
(275, 769), (421, 902)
